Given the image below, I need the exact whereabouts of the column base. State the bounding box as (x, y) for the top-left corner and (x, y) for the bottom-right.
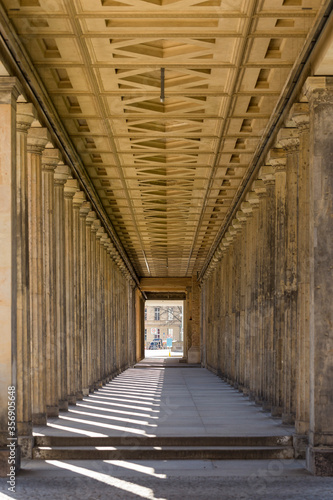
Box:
(67, 394), (77, 406)
(18, 436), (34, 459)
(282, 413), (295, 425)
(262, 402), (272, 412)
(82, 388), (89, 397)
(76, 391), (83, 401)
(307, 446), (333, 476)
(46, 405), (59, 418)
(0, 445), (21, 478)
(187, 346), (200, 364)
(271, 406), (283, 417)
(59, 400), (68, 411)
(32, 412), (47, 426)
(89, 386), (95, 394)
(242, 387), (250, 397)
(293, 434), (308, 459)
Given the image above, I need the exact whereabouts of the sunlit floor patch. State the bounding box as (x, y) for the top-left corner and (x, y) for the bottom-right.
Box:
(58, 415), (156, 436)
(105, 460), (167, 479)
(45, 461), (167, 500)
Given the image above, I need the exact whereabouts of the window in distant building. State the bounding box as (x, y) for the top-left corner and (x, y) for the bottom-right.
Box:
(154, 307), (160, 321)
(144, 329), (147, 341)
(168, 307), (173, 320)
(168, 328), (173, 338)
(154, 328), (160, 339)
(144, 308), (147, 320)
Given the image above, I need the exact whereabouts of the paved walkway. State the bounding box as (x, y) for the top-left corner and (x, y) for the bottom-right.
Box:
(2, 365), (333, 500)
(34, 365), (293, 439)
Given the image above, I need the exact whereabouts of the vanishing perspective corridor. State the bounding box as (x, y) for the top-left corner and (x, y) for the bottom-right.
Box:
(1, 1), (333, 496)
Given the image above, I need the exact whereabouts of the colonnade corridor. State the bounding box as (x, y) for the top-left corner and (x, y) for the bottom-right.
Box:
(1, 0), (333, 497)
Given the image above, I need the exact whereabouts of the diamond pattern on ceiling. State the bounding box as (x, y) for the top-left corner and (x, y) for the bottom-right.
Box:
(2, 0), (325, 276)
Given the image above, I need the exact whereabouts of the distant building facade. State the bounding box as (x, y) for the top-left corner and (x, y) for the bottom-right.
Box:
(145, 300), (183, 348)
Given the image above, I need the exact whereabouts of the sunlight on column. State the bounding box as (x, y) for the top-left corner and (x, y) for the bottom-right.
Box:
(45, 461), (167, 500)
(105, 460), (166, 478)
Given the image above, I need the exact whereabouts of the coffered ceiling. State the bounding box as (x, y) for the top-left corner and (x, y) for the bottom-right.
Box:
(0, 0), (331, 277)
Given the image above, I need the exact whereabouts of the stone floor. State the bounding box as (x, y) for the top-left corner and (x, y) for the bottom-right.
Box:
(1, 364), (333, 499)
(33, 364), (294, 438)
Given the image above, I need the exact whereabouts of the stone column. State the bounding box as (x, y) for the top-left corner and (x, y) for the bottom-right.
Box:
(276, 128), (300, 425)
(0, 77), (22, 477)
(246, 190), (260, 401)
(96, 227), (106, 383)
(54, 164), (71, 411)
(268, 148), (287, 418)
(259, 166), (276, 411)
(27, 126), (51, 426)
(15, 102), (37, 458)
(291, 103), (311, 458)
(188, 277), (201, 364)
(80, 201), (91, 397)
(42, 148), (62, 418)
(86, 211), (97, 392)
(64, 178), (79, 405)
(92, 219), (102, 388)
(72, 191), (86, 400)
(102, 236), (112, 380)
(304, 77), (333, 476)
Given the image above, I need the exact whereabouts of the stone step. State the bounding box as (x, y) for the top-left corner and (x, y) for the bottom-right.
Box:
(34, 435), (293, 448)
(33, 445), (294, 461)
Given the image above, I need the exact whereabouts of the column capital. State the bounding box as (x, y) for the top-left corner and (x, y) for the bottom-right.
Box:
(236, 210), (248, 223)
(96, 227), (105, 241)
(16, 103), (37, 132)
(92, 219), (101, 233)
(72, 190), (86, 209)
(80, 201), (92, 219)
(27, 127), (51, 154)
(252, 179), (267, 197)
(303, 76), (333, 104)
(0, 76), (23, 104)
(246, 191), (260, 208)
(231, 218), (243, 232)
(64, 178), (80, 199)
(42, 148), (62, 172)
(259, 165), (276, 185)
(54, 164), (71, 186)
(267, 148), (287, 171)
(276, 127), (300, 152)
(289, 102), (309, 131)
(86, 210), (97, 227)
(240, 201), (253, 215)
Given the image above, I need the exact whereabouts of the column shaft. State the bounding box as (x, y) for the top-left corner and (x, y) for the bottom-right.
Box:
(0, 78), (22, 476)
(16, 103), (36, 458)
(27, 126), (51, 426)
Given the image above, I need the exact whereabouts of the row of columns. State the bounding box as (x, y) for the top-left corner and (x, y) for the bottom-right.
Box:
(201, 77), (333, 475)
(0, 77), (141, 474)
